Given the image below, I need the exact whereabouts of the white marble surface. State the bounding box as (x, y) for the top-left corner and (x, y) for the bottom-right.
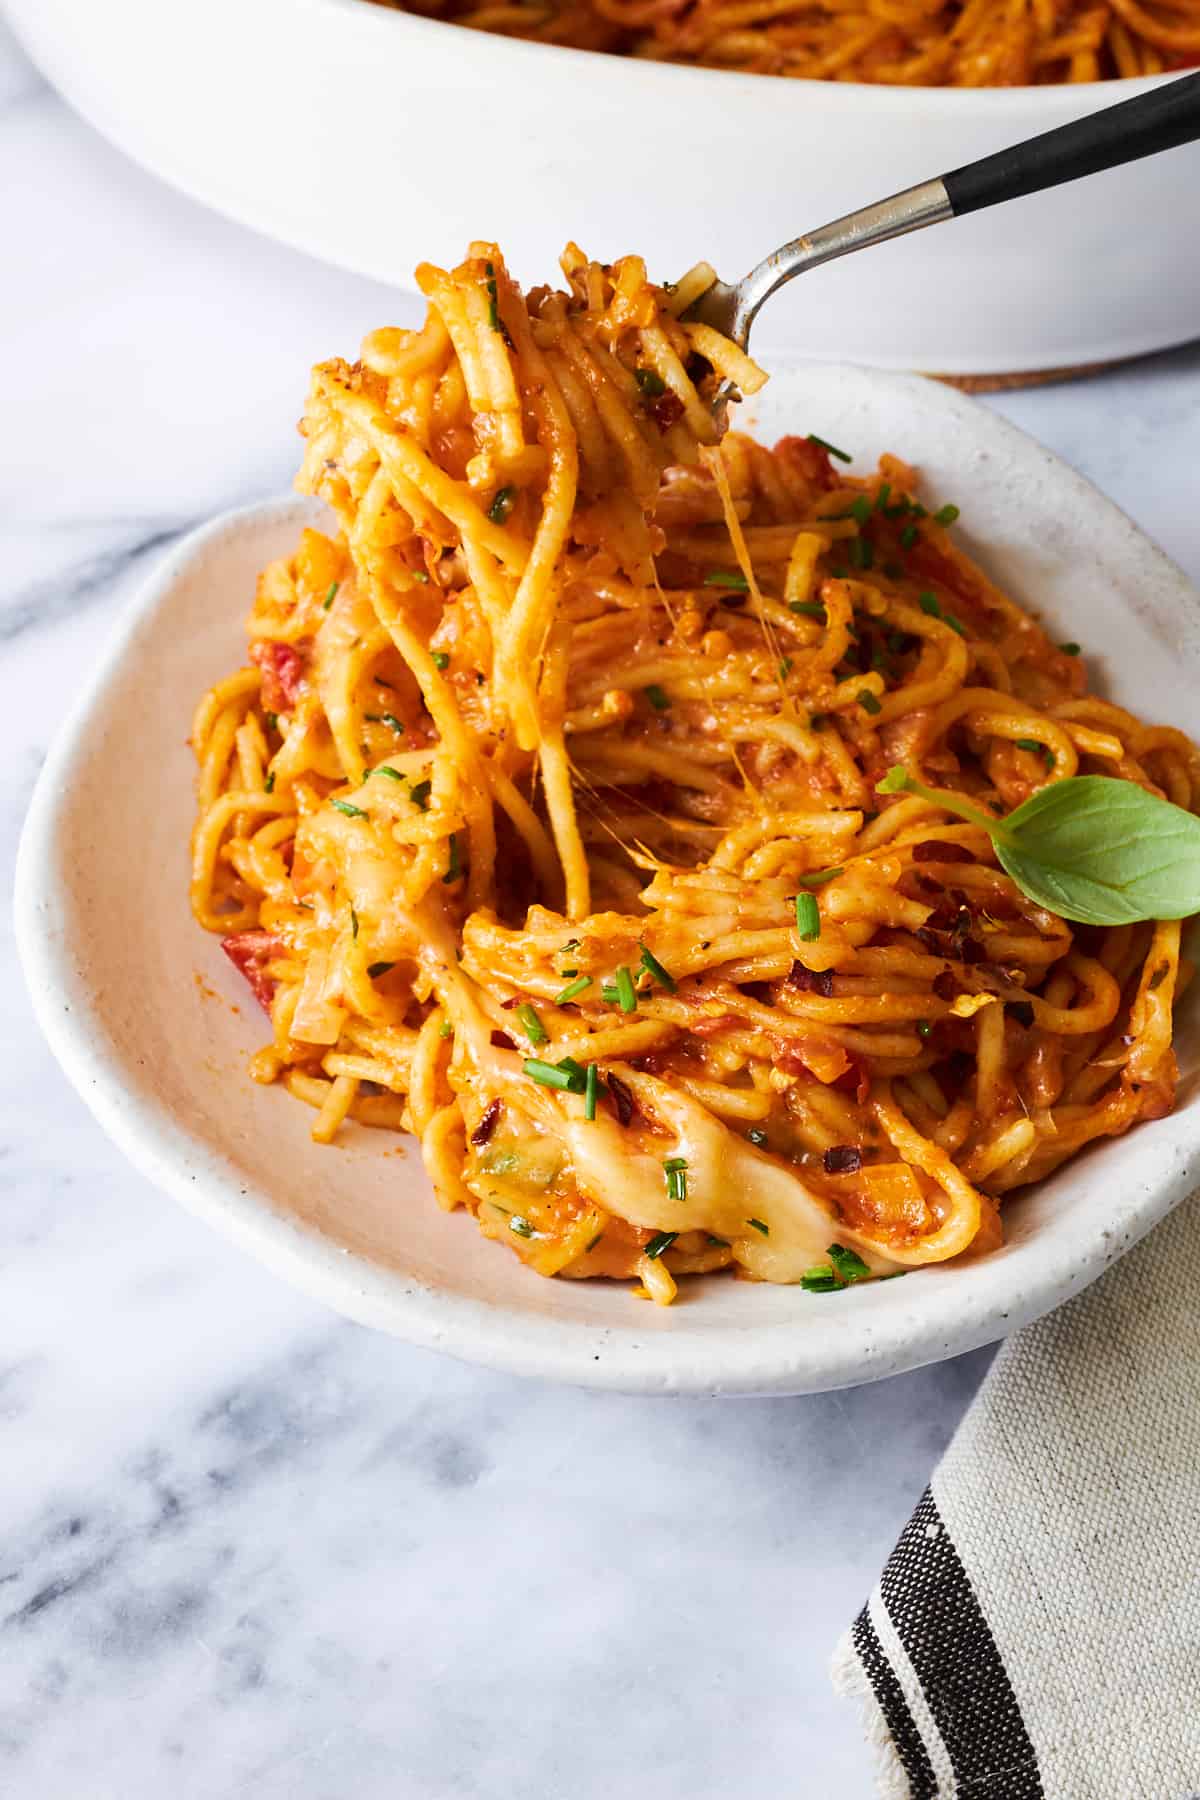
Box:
(4, 17), (1200, 1795)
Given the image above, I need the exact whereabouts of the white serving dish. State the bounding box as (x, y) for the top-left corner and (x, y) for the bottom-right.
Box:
(5, 0), (1200, 374)
(15, 360), (1200, 1394)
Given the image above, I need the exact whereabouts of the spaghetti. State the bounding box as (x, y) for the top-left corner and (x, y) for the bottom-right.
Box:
(191, 241), (1197, 1305)
(373, 0), (1200, 84)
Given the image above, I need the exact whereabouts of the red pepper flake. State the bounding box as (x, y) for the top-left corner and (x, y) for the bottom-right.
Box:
(489, 1030), (515, 1051)
(470, 1098), (502, 1146)
(221, 930), (282, 1013)
(787, 963), (834, 997)
(606, 1071), (635, 1127)
(651, 392), (685, 433)
(500, 995), (521, 1010)
(913, 840), (976, 864)
(823, 1145), (863, 1175)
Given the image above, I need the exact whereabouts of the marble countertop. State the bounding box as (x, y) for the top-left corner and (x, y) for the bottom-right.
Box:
(4, 18), (1199, 1796)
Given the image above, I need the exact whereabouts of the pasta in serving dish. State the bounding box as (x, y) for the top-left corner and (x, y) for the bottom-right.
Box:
(370, 0), (1200, 85)
(190, 241), (1197, 1305)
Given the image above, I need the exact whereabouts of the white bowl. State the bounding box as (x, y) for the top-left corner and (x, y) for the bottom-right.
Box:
(15, 360), (1200, 1394)
(7, 0), (1200, 374)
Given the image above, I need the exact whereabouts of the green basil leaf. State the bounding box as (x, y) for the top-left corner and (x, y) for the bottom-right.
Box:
(878, 764), (1200, 925)
(996, 776), (1200, 925)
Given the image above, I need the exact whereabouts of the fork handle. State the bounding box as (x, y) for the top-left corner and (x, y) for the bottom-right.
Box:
(944, 69), (1200, 216)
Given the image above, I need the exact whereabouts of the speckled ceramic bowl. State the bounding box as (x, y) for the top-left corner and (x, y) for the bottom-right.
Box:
(16, 361), (1200, 1393)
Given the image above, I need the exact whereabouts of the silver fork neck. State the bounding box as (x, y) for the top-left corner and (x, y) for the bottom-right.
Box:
(729, 177), (953, 347)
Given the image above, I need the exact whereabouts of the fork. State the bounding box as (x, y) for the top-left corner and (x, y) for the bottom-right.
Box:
(685, 70), (1200, 369)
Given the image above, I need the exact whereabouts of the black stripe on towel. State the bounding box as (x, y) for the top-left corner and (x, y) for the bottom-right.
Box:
(851, 1605), (938, 1800)
(879, 1487), (1044, 1799)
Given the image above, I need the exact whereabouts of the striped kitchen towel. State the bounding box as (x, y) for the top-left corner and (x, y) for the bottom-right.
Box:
(833, 1184), (1200, 1800)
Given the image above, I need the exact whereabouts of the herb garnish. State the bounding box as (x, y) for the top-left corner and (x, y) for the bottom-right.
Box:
(795, 892), (821, 941)
(639, 945), (677, 993)
(798, 867), (843, 888)
(488, 486), (515, 524)
(556, 974), (592, 1005)
(645, 1230), (677, 1261)
(703, 571), (750, 591)
(614, 966), (637, 1014)
(635, 367), (666, 396)
(350, 907), (359, 940)
(517, 1003), (546, 1045)
(584, 1062), (600, 1122)
(644, 684), (671, 711)
(323, 581), (339, 611)
(409, 779), (431, 811)
(878, 764), (1200, 925)
(857, 688), (882, 716)
(443, 833), (462, 883)
(747, 1127), (769, 1148)
(808, 432), (852, 463)
(524, 1057), (588, 1094)
(746, 1217), (770, 1236)
(432, 651), (449, 670)
(331, 798), (368, 819)
(663, 1156), (688, 1201)
(367, 961), (395, 978)
(790, 600), (826, 621)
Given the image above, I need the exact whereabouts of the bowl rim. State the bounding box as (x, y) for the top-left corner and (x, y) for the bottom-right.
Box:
(305, 0), (1180, 109)
(15, 362), (1200, 1395)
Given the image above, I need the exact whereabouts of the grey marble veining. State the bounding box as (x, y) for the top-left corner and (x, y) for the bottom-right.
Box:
(4, 15), (1200, 1796)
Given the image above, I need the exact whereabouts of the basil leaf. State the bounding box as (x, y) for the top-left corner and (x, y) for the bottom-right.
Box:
(879, 766), (1200, 926)
(995, 776), (1200, 925)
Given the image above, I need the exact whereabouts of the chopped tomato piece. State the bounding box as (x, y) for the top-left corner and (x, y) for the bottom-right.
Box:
(250, 640), (305, 712)
(221, 930), (282, 1013)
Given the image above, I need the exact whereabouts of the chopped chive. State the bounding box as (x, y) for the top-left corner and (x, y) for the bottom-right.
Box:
(798, 866), (843, 888)
(857, 688), (882, 716)
(919, 592), (941, 619)
(933, 503), (960, 527)
(828, 1242), (870, 1283)
(663, 1157), (688, 1202)
(601, 982), (620, 1005)
(707, 1234), (729, 1247)
(409, 779), (431, 811)
(1060, 641), (1081, 656)
(367, 961), (394, 978)
(373, 764), (405, 782)
(801, 1265), (840, 1293)
(585, 1230), (605, 1253)
(322, 581), (339, 611)
(555, 974), (593, 1005)
(375, 711), (406, 734)
(874, 482), (891, 512)
(795, 891), (821, 941)
(916, 1019), (932, 1039)
(584, 1062), (600, 1122)
(264, 711), (279, 731)
(331, 798), (368, 819)
(517, 1003), (546, 1045)
(264, 771), (275, 794)
(439, 1019), (453, 1039)
(900, 523), (918, 549)
(703, 570), (750, 591)
(485, 262), (501, 332)
(431, 651), (450, 671)
(488, 486), (515, 524)
(663, 1157), (688, 1170)
(443, 833), (462, 883)
(849, 495), (871, 525)
(746, 1217), (770, 1237)
(790, 600), (826, 621)
(808, 432), (852, 463)
(644, 684), (671, 711)
(1014, 738), (1044, 754)
(614, 966), (637, 1014)
(524, 1058), (586, 1093)
(350, 907), (359, 940)
(943, 613), (967, 637)
(639, 945), (676, 993)
(410, 569), (429, 584)
(778, 658), (793, 680)
(645, 1230), (678, 1261)
(634, 367), (667, 396)
(830, 564), (848, 579)
(374, 677), (395, 689)
(509, 1215), (535, 1239)
(747, 1127), (769, 1148)
(851, 535), (874, 571)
